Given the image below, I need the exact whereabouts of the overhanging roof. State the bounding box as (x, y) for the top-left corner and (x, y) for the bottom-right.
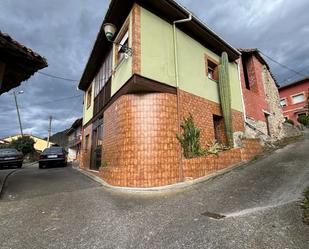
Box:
(78, 0), (241, 91)
(0, 31), (48, 95)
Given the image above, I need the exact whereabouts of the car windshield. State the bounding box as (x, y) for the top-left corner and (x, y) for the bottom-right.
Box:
(0, 148), (18, 155)
(43, 147), (63, 154)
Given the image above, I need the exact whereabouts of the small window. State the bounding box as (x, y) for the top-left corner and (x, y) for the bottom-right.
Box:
(86, 87), (92, 109)
(242, 55), (251, 90)
(280, 99), (287, 107)
(292, 93), (305, 104)
(206, 59), (218, 81)
(115, 27), (129, 65)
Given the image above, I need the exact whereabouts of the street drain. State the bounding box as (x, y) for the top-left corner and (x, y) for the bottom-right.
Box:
(201, 211), (226, 220)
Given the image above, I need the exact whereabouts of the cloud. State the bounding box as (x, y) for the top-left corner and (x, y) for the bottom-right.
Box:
(0, 0), (308, 138)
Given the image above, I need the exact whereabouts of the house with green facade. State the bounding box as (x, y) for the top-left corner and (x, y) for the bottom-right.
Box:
(78, 0), (262, 188)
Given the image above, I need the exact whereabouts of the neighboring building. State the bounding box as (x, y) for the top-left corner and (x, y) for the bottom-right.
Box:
(66, 118), (82, 162)
(0, 31), (47, 95)
(2, 134), (53, 152)
(0, 139), (9, 145)
(49, 129), (69, 150)
(238, 48), (286, 142)
(78, 0), (262, 188)
(279, 78), (309, 125)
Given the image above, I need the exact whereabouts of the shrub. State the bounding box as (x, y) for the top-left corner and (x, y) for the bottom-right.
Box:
(9, 136), (35, 155)
(206, 140), (230, 155)
(284, 119), (294, 125)
(298, 115), (309, 127)
(177, 113), (206, 159)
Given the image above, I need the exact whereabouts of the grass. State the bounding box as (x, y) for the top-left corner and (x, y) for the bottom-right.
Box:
(302, 187), (309, 225)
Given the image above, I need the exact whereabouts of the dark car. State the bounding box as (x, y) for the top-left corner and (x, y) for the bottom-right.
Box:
(0, 148), (23, 169)
(39, 147), (67, 169)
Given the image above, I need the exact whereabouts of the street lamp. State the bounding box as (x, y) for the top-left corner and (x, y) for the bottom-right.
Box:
(13, 90), (24, 136)
(103, 23), (132, 56)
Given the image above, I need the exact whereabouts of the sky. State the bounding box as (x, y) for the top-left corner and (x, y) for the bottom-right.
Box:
(0, 0), (308, 138)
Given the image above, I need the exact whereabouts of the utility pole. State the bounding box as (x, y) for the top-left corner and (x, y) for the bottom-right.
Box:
(47, 116), (52, 148)
(13, 91), (23, 136)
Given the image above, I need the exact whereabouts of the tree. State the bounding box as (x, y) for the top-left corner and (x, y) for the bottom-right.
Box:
(9, 136), (35, 155)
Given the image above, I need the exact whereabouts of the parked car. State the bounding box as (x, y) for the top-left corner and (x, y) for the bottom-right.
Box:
(39, 147), (67, 169)
(0, 148), (23, 169)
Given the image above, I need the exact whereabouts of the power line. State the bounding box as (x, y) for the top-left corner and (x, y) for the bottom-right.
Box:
(0, 94), (83, 114)
(37, 71), (78, 82)
(259, 51), (307, 79)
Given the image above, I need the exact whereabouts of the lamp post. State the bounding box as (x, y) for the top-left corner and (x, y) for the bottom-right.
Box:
(103, 23), (133, 56)
(13, 90), (24, 136)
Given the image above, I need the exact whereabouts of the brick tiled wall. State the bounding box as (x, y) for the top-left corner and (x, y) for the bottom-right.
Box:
(82, 90), (262, 188)
(132, 4), (141, 74)
(100, 93), (181, 187)
(179, 90), (244, 146)
(80, 123), (92, 170)
(183, 139), (262, 180)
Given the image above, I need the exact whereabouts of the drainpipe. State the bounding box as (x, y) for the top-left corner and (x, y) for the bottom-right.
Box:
(173, 12), (192, 182)
(237, 61), (247, 123)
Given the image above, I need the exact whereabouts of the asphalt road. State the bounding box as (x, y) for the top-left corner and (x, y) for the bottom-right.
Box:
(0, 139), (309, 249)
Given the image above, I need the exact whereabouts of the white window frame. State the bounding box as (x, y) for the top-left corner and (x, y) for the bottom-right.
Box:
(291, 92), (305, 104)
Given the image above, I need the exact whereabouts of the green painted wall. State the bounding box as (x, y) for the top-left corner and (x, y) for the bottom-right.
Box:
(111, 12), (133, 96)
(83, 82), (94, 126)
(140, 8), (176, 86)
(140, 7), (243, 112)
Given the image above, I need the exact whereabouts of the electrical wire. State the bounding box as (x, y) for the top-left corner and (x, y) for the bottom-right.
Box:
(259, 51), (307, 79)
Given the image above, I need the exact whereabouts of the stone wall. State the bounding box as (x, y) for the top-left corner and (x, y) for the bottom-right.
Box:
(262, 66), (285, 140)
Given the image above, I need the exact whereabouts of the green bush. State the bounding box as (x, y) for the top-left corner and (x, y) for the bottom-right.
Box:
(284, 119), (294, 125)
(9, 136), (35, 155)
(177, 113), (206, 159)
(298, 115), (309, 127)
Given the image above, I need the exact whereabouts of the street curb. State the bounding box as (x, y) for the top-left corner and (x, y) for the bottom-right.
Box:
(0, 170), (17, 199)
(77, 160), (250, 193)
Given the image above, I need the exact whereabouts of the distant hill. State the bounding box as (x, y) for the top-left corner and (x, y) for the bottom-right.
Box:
(49, 129), (69, 149)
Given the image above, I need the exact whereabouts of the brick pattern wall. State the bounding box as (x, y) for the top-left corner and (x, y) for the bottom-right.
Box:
(183, 139), (262, 180)
(80, 123), (92, 170)
(240, 139), (263, 161)
(179, 90), (244, 147)
(82, 89), (262, 188)
(132, 4), (141, 75)
(100, 93), (181, 187)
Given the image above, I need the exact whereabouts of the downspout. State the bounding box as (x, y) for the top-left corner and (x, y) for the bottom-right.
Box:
(237, 61), (247, 123)
(173, 13), (192, 182)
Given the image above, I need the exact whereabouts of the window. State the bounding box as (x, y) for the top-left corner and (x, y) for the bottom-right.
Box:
(115, 26), (129, 65)
(280, 99), (287, 107)
(242, 55), (251, 90)
(94, 50), (112, 98)
(298, 113), (307, 119)
(292, 93), (305, 104)
(86, 87), (92, 109)
(205, 56), (218, 81)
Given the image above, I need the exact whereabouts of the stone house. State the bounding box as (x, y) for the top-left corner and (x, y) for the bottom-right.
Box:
(78, 0), (262, 188)
(238, 48), (286, 143)
(279, 78), (309, 125)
